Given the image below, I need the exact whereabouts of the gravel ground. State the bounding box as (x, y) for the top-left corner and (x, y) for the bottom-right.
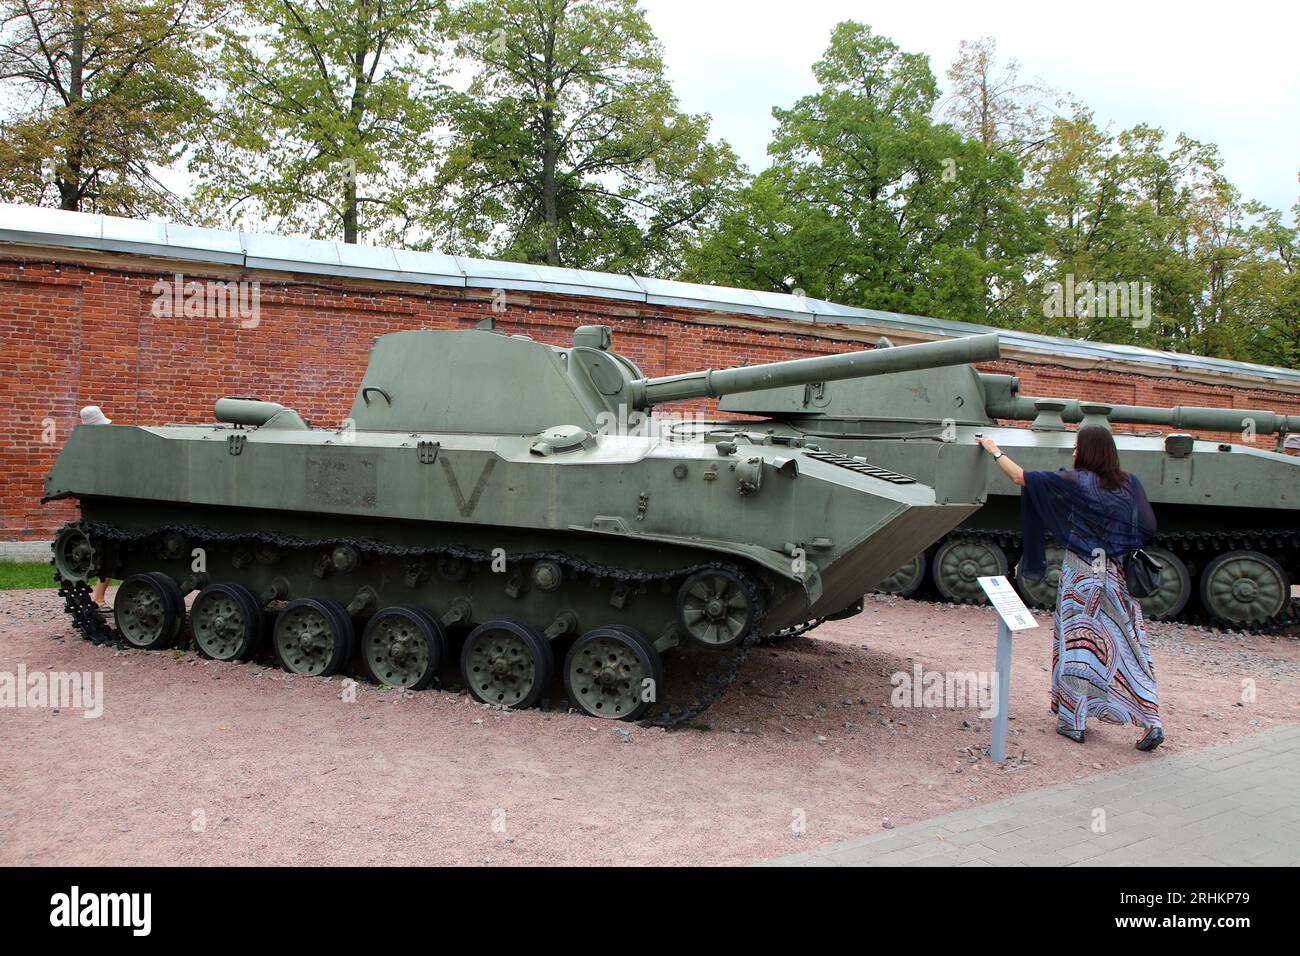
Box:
(1, 588), (1297, 866)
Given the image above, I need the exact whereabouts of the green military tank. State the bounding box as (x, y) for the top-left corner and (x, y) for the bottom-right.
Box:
(45, 325), (1000, 723)
(700, 340), (1300, 629)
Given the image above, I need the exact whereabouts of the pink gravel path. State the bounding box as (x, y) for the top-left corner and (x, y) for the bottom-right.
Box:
(2, 588), (1296, 866)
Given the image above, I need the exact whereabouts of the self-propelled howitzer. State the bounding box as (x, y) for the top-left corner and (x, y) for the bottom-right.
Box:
(708, 346), (1300, 627)
(45, 326), (1000, 724)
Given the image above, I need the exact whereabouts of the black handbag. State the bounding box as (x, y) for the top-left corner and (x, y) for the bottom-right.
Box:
(1124, 549), (1162, 597)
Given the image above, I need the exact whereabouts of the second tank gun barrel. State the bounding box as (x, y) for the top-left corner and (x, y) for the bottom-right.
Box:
(987, 392), (1300, 436)
(629, 333), (1001, 409)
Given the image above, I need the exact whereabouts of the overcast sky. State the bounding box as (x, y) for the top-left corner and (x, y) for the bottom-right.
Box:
(642, 0), (1299, 220)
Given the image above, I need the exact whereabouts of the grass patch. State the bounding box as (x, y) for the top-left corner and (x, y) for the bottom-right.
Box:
(675, 721), (713, 733)
(0, 562), (58, 590)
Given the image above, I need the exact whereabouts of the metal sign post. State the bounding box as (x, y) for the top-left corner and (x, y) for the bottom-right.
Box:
(991, 618), (1012, 762)
(977, 575), (1040, 762)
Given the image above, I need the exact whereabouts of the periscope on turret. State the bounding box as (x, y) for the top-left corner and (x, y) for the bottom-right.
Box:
(44, 325), (1000, 724)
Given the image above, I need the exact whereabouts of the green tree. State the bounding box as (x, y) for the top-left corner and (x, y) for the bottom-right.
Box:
(193, 0), (448, 244)
(1015, 108), (1144, 340)
(0, 0), (216, 215)
(1019, 107), (1295, 362)
(434, 0), (739, 272)
(688, 22), (1037, 324)
(682, 170), (853, 301)
(1238, 198), (1300, 368)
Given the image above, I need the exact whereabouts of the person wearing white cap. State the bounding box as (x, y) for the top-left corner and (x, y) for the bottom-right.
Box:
(78, 405), (114, 607)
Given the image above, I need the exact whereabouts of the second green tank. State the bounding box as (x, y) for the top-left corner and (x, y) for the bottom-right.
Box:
(686, 338), (1300, 629)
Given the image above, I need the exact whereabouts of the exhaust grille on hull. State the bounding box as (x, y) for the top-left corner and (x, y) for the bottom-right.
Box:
(804, 450), (916, 484)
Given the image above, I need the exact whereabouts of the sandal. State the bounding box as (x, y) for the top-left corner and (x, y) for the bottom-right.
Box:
(1136, 727), (1165, 752)
(1056, 723), (1085, 744)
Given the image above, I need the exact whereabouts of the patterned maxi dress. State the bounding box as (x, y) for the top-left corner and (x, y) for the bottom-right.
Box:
(1052, 548), (1161, 732)
(1020, 467), (1161, 733)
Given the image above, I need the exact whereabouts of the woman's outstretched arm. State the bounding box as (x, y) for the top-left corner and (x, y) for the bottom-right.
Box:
(975, 436), (1025, 486)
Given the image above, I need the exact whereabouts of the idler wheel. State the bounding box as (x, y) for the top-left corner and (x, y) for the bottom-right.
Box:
(875, 552), (928, 598)
(191, 582), (263, 661)
(676, 568), (754, 648)
(362, 605), (446, 690)
(1199, 550), (1290, 626)
(460, 619), (552, 709)
(932, 537), (1008, 604)
(1135, 547), (1191, 621)
(273, 597), (354, 676)
(52, 526), (97, 583)
(115, 572), (186, 649)
(563, 625), (662, 721)
(1015, 544), (1066, 610)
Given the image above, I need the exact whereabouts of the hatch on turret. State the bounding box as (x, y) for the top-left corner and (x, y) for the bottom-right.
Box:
(530, 425), (596, 456)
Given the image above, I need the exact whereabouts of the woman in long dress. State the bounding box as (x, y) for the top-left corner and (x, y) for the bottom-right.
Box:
(976, 426), (1165, 751)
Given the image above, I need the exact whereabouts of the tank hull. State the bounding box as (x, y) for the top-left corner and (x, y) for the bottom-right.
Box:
(45, 418), (981, 721)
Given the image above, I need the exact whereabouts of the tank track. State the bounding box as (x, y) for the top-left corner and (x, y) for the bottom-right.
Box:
(53, 519), (769, 729)
(757, 616), (829, 644)
(916, 528), (1300, 634)
(56, 573), (123, 647)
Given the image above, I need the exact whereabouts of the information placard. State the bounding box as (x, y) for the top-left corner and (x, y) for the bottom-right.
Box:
(977, 575), (1039, 631)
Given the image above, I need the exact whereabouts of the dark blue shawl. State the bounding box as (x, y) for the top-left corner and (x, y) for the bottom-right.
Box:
(1019, 469), (1156, 580)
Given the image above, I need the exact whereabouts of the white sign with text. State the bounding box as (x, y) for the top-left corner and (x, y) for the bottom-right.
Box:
(977, 575), (1039, 631)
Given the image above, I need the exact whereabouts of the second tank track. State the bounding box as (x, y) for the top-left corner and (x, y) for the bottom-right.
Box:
(894, 527), (1300, 633)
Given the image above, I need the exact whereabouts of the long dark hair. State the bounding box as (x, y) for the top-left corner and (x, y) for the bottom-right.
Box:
(1074, 425), (1127, 490)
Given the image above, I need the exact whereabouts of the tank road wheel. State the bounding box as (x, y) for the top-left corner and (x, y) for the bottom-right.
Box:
(461, 620), (553, 709)
(563, 626), (663, 721)
(362, 605), (446, 690)
(115, 572), (185, 649)
(52, 526), (97, 583)
(1199, 551), (1291, 626)
(932, 538), (1008, 604)
(875, 553), (928, 598)
(1136, 547), (1192, 621)
(676, 569), (755, 648)
(1016, 545), (1066, 610)
(274, 597), (353, 676)
(191, 583), (263, 661)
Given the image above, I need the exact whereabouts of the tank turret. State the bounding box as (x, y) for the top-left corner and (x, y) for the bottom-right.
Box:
(345, 326), (999, 434)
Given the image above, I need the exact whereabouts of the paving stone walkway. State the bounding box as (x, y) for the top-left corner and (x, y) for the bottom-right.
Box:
(766, 725), (1300, 866)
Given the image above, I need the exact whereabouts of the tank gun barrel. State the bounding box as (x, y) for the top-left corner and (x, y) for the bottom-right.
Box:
(630, 333), (1002, 409)
(987, 393), (1300, 436)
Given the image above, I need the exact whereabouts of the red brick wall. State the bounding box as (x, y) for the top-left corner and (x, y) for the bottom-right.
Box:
(4, 252), (1299, 540)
